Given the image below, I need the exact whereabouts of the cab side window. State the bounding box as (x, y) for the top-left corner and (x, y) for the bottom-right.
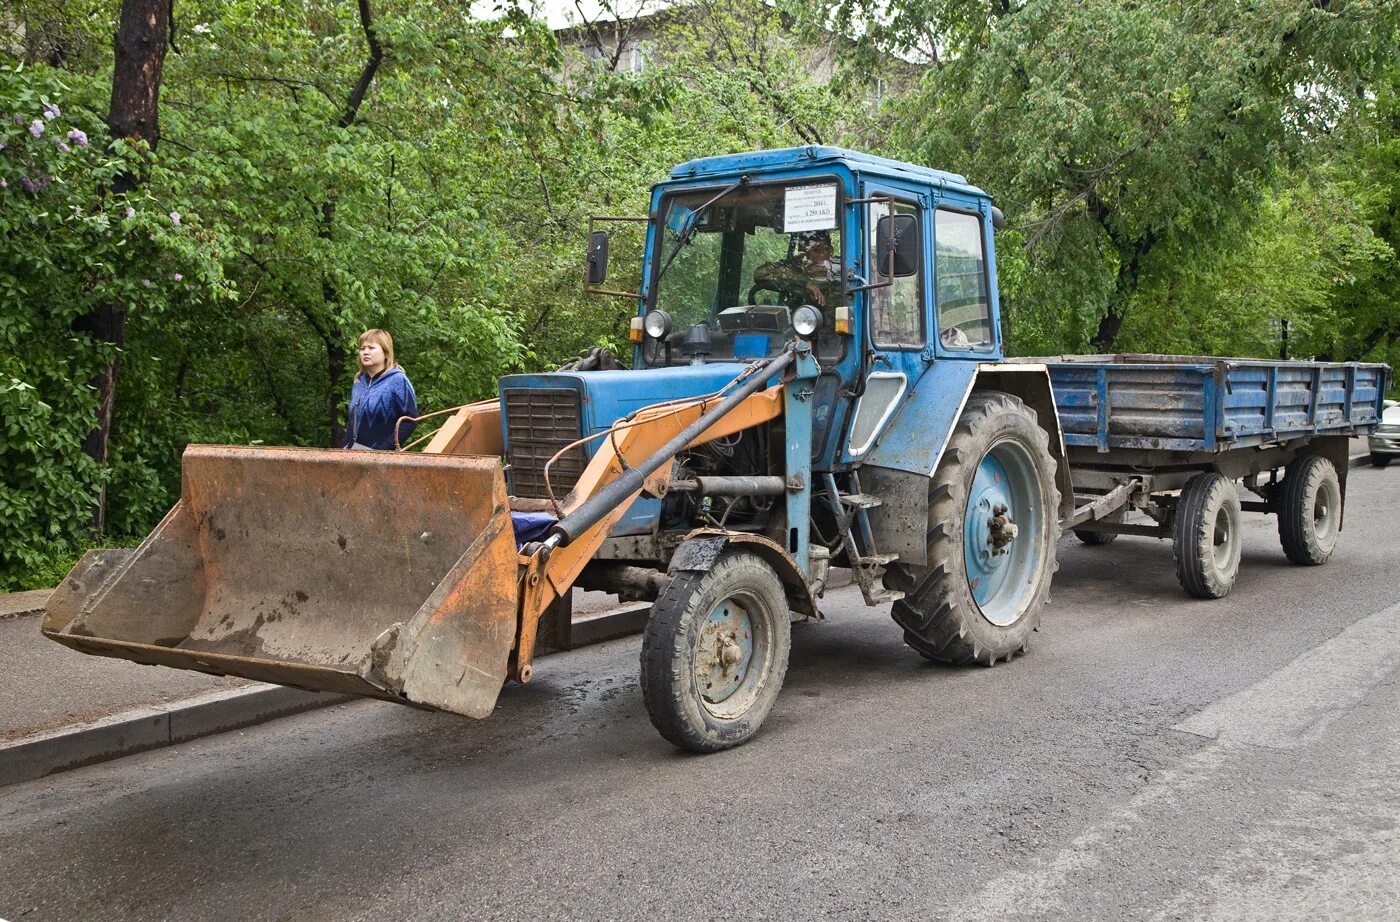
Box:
(868, 200), (924, 349)
(934, 209), (993, 351)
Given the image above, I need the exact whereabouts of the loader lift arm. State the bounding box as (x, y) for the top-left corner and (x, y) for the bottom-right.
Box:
(512, 348), (795, 682)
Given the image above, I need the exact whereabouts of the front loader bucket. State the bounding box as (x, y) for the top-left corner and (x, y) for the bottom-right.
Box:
(43, 445), (521, 718)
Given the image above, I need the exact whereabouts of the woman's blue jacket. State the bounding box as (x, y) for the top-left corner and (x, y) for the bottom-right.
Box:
(344, 366), (418, 450)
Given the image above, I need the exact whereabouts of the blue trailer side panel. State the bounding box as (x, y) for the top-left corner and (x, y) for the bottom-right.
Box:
(1045, 356), (1388, 454)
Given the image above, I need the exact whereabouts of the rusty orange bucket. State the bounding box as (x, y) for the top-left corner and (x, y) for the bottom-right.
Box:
(43, 445), (521, 718)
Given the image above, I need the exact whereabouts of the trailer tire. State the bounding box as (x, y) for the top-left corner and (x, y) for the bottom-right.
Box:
(1278, 455), (1341, 566)
(1371, 453), (1391, 469)
(1073, 508), (1124, 545)
(640, 549), (791, 753)
(1172, 472), (1242, 599)
(887, 392), (1059, 666)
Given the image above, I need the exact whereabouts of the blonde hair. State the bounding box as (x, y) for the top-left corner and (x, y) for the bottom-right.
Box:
(357, 328), (396, 371)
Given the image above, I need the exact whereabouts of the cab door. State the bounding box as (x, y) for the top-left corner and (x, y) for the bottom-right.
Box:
(840, 179), (932, 464)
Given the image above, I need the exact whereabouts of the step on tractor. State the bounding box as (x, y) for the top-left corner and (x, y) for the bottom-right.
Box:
(44, 147), (1389, 752)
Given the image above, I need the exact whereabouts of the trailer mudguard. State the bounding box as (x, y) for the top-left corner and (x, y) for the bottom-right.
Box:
(859, 362), (1074, 567)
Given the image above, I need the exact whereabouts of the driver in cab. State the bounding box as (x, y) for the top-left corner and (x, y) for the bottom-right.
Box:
(753, 230), (842, 308)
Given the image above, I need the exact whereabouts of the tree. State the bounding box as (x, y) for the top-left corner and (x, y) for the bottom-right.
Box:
(72, 0), (171, 533)
(810, 0), (1400, 353)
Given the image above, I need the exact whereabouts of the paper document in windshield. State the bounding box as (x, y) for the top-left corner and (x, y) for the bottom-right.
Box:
(784, 184), (838, 233)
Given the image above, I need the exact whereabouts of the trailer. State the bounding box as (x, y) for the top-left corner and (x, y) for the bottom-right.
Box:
(1048, 354), (1388, 597)
(42, 146), (1392, 753)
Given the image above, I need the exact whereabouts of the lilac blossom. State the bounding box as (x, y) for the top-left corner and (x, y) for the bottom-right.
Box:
(169, 211), (181, 225)
(28, 120), (44, 139)
(43, 104), (60, 120)
(56, 140), (71, 154)
(125, 206), (135, 218)
(141, 278), (152, 288)
(67, 128), (89, 148)
(173, 272), (183, 282)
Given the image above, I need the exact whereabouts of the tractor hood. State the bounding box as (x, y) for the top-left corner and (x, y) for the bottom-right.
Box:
(498, 362), (758, 441)
(497, 363), (764, 535)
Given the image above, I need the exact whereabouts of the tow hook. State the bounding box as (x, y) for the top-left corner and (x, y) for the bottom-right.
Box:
(988, 503), (1018, 556)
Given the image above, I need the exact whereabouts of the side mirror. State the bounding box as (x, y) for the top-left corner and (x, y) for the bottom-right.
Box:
(586, 230), (610, 286)
(875, 214), (920, 278)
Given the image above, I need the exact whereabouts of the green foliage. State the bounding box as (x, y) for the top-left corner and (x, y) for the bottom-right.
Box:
(812, 0), (1400, 356)
(0, 0), (860, 588)
(0, 64), (229, 588)
(2, 0), (1397, 591)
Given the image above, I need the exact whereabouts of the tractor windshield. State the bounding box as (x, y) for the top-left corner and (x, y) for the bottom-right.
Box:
(644, 181), (847, 365)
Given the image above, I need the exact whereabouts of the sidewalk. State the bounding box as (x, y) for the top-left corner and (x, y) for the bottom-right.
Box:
(1, 608), (252, 744)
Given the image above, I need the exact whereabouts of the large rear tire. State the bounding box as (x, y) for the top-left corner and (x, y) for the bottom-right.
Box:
(640, 550), (791, 753)
(887, 392), (1059, 666)
(1278, 455), (1341, 566)
(1172, 472), (1241, 599)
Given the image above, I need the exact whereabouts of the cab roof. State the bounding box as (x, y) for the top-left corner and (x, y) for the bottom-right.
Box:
(667, 146), (986, 198)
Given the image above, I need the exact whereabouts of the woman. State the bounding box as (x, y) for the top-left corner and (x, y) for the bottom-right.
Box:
(343, 328), (418, 450)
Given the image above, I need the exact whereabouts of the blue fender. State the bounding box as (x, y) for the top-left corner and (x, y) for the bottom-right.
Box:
(861, 360), (980, 476)
(857, 361), (1072, 566)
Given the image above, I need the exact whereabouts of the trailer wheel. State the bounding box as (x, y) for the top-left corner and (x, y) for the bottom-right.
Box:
(887, 392), (1059, 666)
(1371, 453), (1391, 469)
(640, 549), (791, 753)
(1073, 508), (1124, 545)
(1278, 455), (1341, 566)
(1172, 472), (1242, 599)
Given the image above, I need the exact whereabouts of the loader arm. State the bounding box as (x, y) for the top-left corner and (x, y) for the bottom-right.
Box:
(512, 380), (786, 681)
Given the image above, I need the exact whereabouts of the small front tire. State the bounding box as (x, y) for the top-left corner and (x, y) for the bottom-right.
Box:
(1172, 472), (1242, 599)
(640, 550), (791, 753)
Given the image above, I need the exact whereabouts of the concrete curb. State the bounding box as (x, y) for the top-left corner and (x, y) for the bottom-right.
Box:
(0, 685), (349, 788)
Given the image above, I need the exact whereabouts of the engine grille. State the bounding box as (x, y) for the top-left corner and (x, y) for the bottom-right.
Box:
(503, 387), (588, 500)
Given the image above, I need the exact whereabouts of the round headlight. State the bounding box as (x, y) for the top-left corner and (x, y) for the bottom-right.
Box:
(643, 310), (672, 339)
(792, 305), (823, 337)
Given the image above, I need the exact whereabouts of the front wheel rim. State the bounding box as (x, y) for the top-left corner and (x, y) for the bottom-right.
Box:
(963, 437), (1047, 627)
(694, 591), (770, 720)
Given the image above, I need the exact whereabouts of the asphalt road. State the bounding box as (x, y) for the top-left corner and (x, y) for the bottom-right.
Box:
(3, 465), (1398, 922)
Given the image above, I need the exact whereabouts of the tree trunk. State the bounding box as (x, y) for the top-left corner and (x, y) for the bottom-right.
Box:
(1092, 234), (1156, 352)
(75, 0), (170, 534)
(319, 0), (383, 446)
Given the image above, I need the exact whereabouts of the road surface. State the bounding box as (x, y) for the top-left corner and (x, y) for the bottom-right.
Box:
(3, 465), (1398, 921)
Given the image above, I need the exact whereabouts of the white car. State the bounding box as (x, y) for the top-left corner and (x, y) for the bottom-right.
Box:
(1372, 401), (1400, 467)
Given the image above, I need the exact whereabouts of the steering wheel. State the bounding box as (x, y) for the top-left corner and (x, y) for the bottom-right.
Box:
(748, 279), (806, 307)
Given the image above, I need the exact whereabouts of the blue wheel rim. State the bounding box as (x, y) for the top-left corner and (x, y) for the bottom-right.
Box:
(694, 591), (770, 719)
(962, 438), (1046, 627)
